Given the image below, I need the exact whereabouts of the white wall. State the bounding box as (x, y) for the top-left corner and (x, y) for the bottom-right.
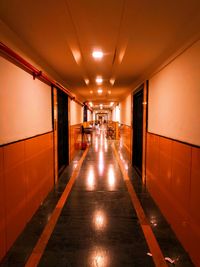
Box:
(119, 94), (131, 126)
(70, 100), (83, 125)
(111, 107), (116, 121)
(0, 56), (52, 145)
(87, 109), (92, 121)
(111, 105), (120, 122)
(148, 40), (200, 146)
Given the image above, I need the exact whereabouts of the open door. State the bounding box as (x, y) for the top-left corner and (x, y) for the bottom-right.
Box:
(57, 90), (69, 175)
(132, 85), (144, 175)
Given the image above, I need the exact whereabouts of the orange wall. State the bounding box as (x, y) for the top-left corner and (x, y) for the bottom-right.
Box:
(0, 132), (54, 261)
(0, 147), (6, 260)
(69, 124), (82, 161)
(146, 132), (200, 266)
(120, 124), (132, 161)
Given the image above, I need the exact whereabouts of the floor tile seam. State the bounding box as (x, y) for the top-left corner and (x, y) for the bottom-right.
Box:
(112, 144), (168, 267)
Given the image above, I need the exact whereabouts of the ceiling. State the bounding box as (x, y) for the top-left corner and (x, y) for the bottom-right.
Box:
(0, 0), (200, 109)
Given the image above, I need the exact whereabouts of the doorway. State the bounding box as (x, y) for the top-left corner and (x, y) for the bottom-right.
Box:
(132, 86), (144, 175)
(57, 90), (69, 175)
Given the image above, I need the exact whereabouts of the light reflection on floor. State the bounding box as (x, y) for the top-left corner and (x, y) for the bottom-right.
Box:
(93, 210), (107, 231)
(89, 247), (110, 267)
(86, 166), (95, 190)
(98, 150), (104, 175)
(107, 165), (116, 190)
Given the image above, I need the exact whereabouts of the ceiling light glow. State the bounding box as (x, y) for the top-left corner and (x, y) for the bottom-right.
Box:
(92, 50), (103, 59)
(85, 79), (89, 85)
(108, 90), (111, 94)
(110, 78), (115, 85)
(97, 89), (103, 94)
(96, 77), (103, 84)
(90, 90), (93, 94)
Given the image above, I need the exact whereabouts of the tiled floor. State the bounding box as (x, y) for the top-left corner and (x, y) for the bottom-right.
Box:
(0, 126), (194, 266)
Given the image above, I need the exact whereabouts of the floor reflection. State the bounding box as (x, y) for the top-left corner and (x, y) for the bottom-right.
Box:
(86, 167), (95, 190)
(104, 139), (108, 152)
(89, 247), (110, 267)
(98, 150), (104, 175)
(95, 136), (99, 152)
(107, 165), (116, 190)
(93, 210), (107, 231)
(150, 214), (158, 227)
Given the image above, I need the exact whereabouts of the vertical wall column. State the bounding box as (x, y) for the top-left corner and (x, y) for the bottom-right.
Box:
(142, 81), (148, 184)
(53, 88), (58, 184)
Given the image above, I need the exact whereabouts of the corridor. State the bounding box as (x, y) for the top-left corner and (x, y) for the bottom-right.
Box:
(0, 128), (194, 267)
(0, 1), (200, 265)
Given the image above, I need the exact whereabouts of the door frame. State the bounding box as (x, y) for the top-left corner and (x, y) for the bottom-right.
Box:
(132, 81), (148, 185)
(53, 88), (70, 183)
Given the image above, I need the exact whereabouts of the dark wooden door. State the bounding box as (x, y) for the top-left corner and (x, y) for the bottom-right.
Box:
(132, 87), (143, 174)
(57, 90), (69, 174)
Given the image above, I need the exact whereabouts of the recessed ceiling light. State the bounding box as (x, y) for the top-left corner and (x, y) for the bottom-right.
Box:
(89, 102), (93, 107)
(100, 106), (103, 109)
(110, 78), (115, 85)
(97, 89), (103, 94)
(110, 102), (114, 106)
(85, 79), (89, 85)
(90, 90), (93, 94)
(96, 77), (103, 84)
(108, 90), (111, 94)
(100, 104), (103, 107)
(92, 50), (103, 59)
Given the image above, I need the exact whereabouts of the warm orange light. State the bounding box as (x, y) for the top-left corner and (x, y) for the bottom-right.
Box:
(108, 90), (111, 94)
(90, 90), (93, 94)
(89, 247), (109, 267)
(150, 215), (158, 227)
(110, 78), (115, 85)
(98, 150), (104, 174)
(108, 165), (116, 189)
(72, 49), (81, 64)
(93, 210), (106, 231)
(104, 139), (108, 151)
(87, 167), (95, 190)
(95, 136), (99, 151)
(92, 50), (103, 59)
(85, 79), (89, 85)
(96, 77), (103, 84)
(97, 89), (103, 94)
